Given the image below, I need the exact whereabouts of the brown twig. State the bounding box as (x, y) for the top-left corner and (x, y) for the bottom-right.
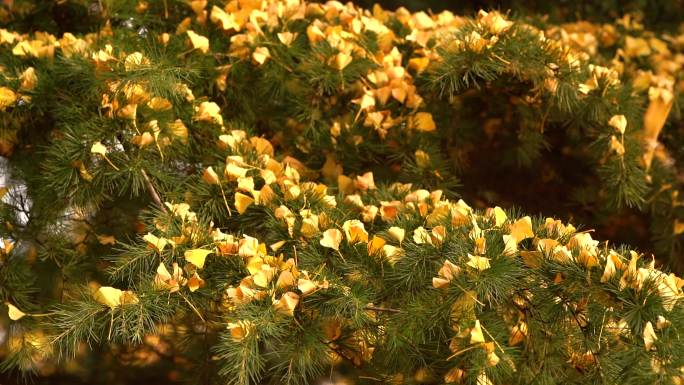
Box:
(364, 305), (401, 313)
(141, 169), (167, 213)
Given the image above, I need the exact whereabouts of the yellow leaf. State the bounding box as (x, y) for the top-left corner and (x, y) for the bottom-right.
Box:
(332, 52), (353, 70)
(194, 101), (223, 125)
(227, 320), (254, 341)
(643, 321), (657, 351)
(6, 302), (26, 320)
(276, 270), (295, 289)
(470, 320), (485, 344)
(388, 226), (405, 244)
(490, 206), (507, 227)
(94, 286), (135, 309)
(187, 30), (209, 53)
(210, 6), (240, 31)
(19, 67), (37, 90)
(273, 291), (299, 316)
(224, 163), (248, 180)
(367, 235), (386, 256)
(342, 220), (368, 244)
(187, 272), (205, 292)
(601, 253), (617, 283)
(466, 254), (491, 271)
(297, 278), (317, 296)
(320, 228), (343, 251)
(643, 88), (673, 170)
(609, 114), (627, 134)
(509, 216), (534, 243)
(0, 87), (17, 111)
(412, 112), (436, 132)
(202, 166), (220, 184)
(234, 192), (255, 214)
(184, 248), (212, 269)
(90, 141), (108, 156)
(143, 233), (168, 252)
(277, 32), (297, 46)
(252, 47), (271, 65)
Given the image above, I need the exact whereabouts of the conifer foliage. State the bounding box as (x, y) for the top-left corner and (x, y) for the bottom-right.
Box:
(0, 1), (683, 384)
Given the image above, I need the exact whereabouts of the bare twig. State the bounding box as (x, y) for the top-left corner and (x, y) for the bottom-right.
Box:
(140, 169), (167, 213)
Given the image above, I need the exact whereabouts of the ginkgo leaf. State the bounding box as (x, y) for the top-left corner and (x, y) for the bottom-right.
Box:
(252, 47), (271, 65)
(412, 112), (436, 132)
(609, 114), (627, 134)
(466, 254), (491, 271)
(6, 302), (26, 320)
(509, 216), (534, 243)
(388, 226), (405, 244)
(342, 220), (368, 244)
(202, 166), (220, 184)
(187, 272), (205, 292)
(320, 228), (343, 251)
(470, 320), (485, 344)
(367, 235), (386, 256)
(94, 286), (138, 309)
(273, 291), (299, 316)
(91, 141), (108, 156)
(143, 233), (168, 252)
(187, 30), (209, 53)
(297, 279), (317, 295)
(235, 192), (255, 214)
(490, 206), (507, 227)
(643, 321), (657, 351)
(433, 276), (451, 289)
(184, 248), (212, 269)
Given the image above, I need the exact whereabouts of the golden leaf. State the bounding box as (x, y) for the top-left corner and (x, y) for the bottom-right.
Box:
(276, 270), (296, 289)
(90, 141), (108, 156)
(187, 272), (205, 292)
(234, 192), (255, 214)
(210, 6), (240, 31)
(184, 248), (212, 269)
(332, 52), (353, 70)
(320, 228), (343, 251)
(6, 302), (26, 321)
(252, 47), (271, 65)
(643, 321), (657, 351)
(0, 87), (17, 111)
(502, 234), (518, 256)
(600, 253), (617, 283)
(94, 286), (139, 309)
(489, 206), (507, 227)
(143, 233), (168, 252)
(227, 320), (254, 341)
(273, 291), (299, 316)
(194, 101), (223, 125)
(466, 254), (491, 271)
(19, 67), (37, 90)
(187, 30), (209, 53)
(509, 216), (534, 243)
(202, 166), (220, 184)
(277, 32), (297, 46)
(412, 112), (436, 132)
(367, 235), (386, 256)
(388, 226), (405, 244)
(609, 114), (627, 134)
(470, 320), (485, 344)
(413, 226), (432, 245)
(297, 279), (317, 296)
(343, 220), (368, 244)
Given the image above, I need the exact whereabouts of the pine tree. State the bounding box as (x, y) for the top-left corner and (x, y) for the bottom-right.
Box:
(0, 1), (683, 384)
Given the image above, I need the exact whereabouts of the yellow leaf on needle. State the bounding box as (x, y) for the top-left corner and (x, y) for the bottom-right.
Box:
(184, 248), (212, 269)
(6, 302), (26, 320)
